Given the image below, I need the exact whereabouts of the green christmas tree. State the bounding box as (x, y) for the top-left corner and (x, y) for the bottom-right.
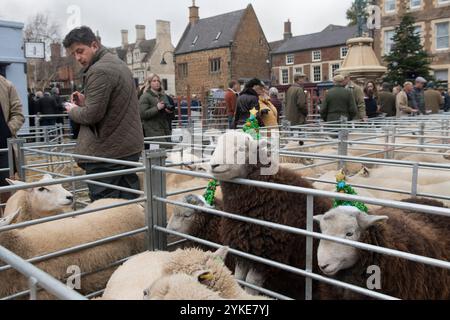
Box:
(383, 12), (432, 85)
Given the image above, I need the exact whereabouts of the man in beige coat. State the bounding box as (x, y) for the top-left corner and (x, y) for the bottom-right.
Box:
(285, 74), (308, 125)
(0, 75), (25, 213)
(396, 82), (418, 117)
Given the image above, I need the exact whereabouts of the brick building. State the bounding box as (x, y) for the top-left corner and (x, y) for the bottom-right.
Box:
(270, 22), (358, 85)
(174, 1), (271, 97)
(113, 21), (175, 95)
(374, 0), (450, 85)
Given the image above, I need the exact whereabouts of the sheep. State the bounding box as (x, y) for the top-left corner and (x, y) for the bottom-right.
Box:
(0, 199), (145, 299)
(3, 174), (74, 223)
(143, 274), (224, 300)
(101, 247), (269, 300)
(209, 131), (332, 299)
(314, 203), (450, 300)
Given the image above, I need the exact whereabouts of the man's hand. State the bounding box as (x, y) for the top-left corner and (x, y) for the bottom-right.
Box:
(65, 102), (78, 113)
(71, 92), (85, 106)
(157, 102), (166, 111)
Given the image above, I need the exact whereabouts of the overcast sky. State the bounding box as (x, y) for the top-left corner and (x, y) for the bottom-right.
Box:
(1, 0), (353, 47)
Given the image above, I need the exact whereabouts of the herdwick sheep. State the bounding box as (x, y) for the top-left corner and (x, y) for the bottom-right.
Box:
(101, 247), (269, 300)
(3, 174), (74, 223)
(314, 202), (450, 300)
(209, 131), (332, 299)
(0, 199), (145, 299)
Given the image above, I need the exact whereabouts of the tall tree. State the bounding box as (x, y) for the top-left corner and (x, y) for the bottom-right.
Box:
(383, 12), (432, 85)
(346, 0), (368, 27)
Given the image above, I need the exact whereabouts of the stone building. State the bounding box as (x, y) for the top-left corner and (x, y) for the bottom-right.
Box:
(174, 1), (271, 97)
(373, 0), (450, 85)
(114, 20), (175, 95)
(270, 21), (358, 85)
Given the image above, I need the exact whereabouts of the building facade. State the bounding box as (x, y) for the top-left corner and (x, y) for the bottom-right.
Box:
(374, 0), (450, 85)
(115, 20), (175, 95)
(270, 22), (358, 85)
(0, 20), (28, 118)
(174, 2), (271, 97)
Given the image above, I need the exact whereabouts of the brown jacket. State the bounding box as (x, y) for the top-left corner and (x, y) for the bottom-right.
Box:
(0, 75), (24, 137)
(346, 81), (366, 119)
(69, 47), (144, 163)
(224, 89), (238, 116)
(285, 84), (307, 125)
(425, 89), (444, 114)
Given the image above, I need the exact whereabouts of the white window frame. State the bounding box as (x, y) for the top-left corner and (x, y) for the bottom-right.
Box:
(383, 28), (396, 55)
(286, 54), (294, 65)
(409, 0), (422, 10)
(293, 64), (304, 76)
(312, 50), (321, 62)
(280, 68), (290, 85)
(329, 61), (341, 80)
(435, 20), (450, 51)
(384, 0), (397, 14)
(340, 47), (349, 59)
(437, 0), (450, 7)
(311, 64), (322, 83)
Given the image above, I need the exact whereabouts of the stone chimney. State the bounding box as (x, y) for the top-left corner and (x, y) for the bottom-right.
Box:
(50, 43), (61, 61)
(189, 0), (199, 24)
(121, 30), (129, 48)
(284, 19), (292, 40)
(156, 20), (172, 45)
(135, 25), (146, 43)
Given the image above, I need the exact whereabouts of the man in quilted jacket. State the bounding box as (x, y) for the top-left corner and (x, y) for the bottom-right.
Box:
(63, 26), (144, 201)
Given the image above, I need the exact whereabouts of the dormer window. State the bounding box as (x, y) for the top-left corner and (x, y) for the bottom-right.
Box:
(192, 35), (199, 46)
(215, 32), (222, 41)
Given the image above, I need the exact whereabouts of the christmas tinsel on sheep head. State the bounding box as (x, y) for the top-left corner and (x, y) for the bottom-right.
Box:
(333, 169), (368, 213)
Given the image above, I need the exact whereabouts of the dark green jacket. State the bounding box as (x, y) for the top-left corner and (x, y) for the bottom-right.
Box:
(69, 47), (144, 162)
(378, 91), (397, 117)
(321, 86), (357, 122)
(139, 89), (172, 142)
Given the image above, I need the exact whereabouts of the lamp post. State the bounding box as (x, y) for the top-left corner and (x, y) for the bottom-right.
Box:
(160, 51), (174, 65)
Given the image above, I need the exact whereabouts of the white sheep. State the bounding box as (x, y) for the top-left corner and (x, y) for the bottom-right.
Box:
(101, 247), (269, 300)
(0, 198), (145, 299)
(3, 174), (73, 223)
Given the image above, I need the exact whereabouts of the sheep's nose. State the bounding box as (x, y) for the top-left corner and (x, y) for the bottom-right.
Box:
(320, 264), (330, 271)
(211, 164), (220, 170)
(67, 195), (74, 202)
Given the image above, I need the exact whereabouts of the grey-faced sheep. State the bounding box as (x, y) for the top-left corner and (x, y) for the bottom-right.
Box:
(101, 247), (269, 300)
(209, 131), (332, 299)
(314, 200), (450, 300)
(0, 199), (145, 299)
(3, 174), (74, 223)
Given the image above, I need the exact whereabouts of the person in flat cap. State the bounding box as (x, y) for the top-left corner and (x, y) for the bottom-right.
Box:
(320, 75), (357, 122)
(411, 77), (427, 114)
(340, 72), (367, 121)
(424, 81), (444, 114)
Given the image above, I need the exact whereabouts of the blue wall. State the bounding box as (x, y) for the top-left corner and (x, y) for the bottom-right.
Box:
(0, 20), (29, 122)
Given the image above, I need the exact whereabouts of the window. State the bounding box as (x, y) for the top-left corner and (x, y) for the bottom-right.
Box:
(162, 79), (168, 91)
(294, 66), (303, 75)
(330, 63), (341, 79)
(127, 53), (132, 64)
(210, 58), (221, 73)
(281, 69), (289, 85)
(286, 54), (294, 65)
(436, 22), (450, 49)
(135, 71), (144, 85)
(438, 0), (450, 5)
(410, 0), (421, 9)
(340, 47), (349, 59)
(312, 50), (321, 62)
(134, 51), (140, 62)
(385, 0), (396, 12)
(384, 30), (395, 54)
(178, 63), (188, 79)
(312, 65), (322, 83)
(434, 69), (449, 81)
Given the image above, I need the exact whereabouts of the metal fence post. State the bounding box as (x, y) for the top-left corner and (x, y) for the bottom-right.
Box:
(338, 130), (348, 170)
(7, 138), (26, 180)
(305, 195), (314, 300)
(419, 122), (425, 152)
(383, 127), (390, 159)
(411, 163), (419, 198)
(29, 277), (38, 300)
(442, 120), (449, 145)
(390, 126), (397, 159)
(43, 127), (49, 144)
(143, 149), (168, 251)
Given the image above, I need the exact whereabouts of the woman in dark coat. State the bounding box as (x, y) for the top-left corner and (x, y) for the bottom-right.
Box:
(364, 81), (379, 119)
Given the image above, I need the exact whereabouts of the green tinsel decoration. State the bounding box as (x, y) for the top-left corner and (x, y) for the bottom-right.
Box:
(333, 179), (369, 213)
(203, 179), (219, 206)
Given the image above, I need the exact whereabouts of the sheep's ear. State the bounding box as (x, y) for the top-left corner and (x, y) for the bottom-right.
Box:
(212, 246), (229, 263)
(5, 178), (26, 186)
(356, 212), (389, 230)
(40, 174), (53, 181)
(0, 208), (21, 227)
(313, 215), (324, 224)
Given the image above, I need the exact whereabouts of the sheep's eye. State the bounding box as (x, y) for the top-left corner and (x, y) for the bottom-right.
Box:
(346, 232), (354, 237)
(38, 187), (48, 192)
